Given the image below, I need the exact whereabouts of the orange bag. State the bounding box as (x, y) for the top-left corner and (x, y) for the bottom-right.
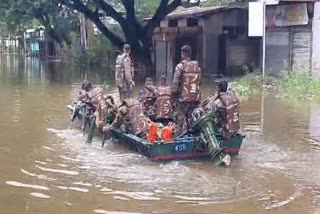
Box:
(161, 123), (174, 142)
(147, 121), (158, 143)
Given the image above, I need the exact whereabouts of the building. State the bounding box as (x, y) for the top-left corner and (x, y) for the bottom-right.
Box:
(264, 0), (319, 76)
(24, 26), (60, 58)
(152, 6), (260, 80)
(152, 0), (320, 79)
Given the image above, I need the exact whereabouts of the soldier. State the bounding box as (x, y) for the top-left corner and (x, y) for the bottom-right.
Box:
(115, 44), (135, 102)
(202, 81), (240, 138)
(78, 80), (93, 101)
(77, 80), (104, 112)
(139, 77), (158, 118)
(95, 94), (117, 131)
(154, 75), (173, 124)
(86, 86), (105, 112)
(171, 45), (201, 134)
(103, 98), (151, 139)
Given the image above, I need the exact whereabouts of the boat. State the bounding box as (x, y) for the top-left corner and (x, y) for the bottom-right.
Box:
(67, 104), (245, 164)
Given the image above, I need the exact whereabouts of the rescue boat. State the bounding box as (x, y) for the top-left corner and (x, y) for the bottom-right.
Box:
(67, 104), (245, 164)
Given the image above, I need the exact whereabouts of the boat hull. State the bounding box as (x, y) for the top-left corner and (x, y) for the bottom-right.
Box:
(67, 105), (245, 161)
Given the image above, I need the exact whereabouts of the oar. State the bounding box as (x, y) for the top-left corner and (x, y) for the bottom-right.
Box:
(82, 106), (87, 136)
(101, 132), (107, 147)
(86, 116), (96, 144)
(68, 103), (77, 129)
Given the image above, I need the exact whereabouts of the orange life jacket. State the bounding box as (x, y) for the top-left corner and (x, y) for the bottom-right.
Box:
(161, 124), (174, 142)
(147, 121), (158, 143)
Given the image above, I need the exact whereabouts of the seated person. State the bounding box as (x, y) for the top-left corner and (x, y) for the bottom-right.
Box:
(202, 81), (240, 138)
(104, 97), (151, 139)
(78, 80), (93, 101)
(154, 75), (173, 125)
(139, 77), (158, 118)
(95, 95), (117, 131)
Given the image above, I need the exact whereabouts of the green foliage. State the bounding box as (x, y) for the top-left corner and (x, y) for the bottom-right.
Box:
(91, 34), (111, 63)
(202, 0), (235, 6)
(71, 33), (111, 67)
(231, 71), (263, 99)
(279, 69), (320, 99)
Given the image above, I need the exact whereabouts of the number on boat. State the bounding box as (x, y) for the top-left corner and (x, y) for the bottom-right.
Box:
(175, 144), (187, 152)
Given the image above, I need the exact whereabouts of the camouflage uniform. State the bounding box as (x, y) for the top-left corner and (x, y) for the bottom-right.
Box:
(203, 92), (240, 138)
(139, 79), (158, 117)
(78, 87), (104, 112)
(172, 59), (201, 133)
(155, 84), (173, 124)
(110, 98), (149, 138)
(115, 53), (134, 102)
(95, 95), (117, 128)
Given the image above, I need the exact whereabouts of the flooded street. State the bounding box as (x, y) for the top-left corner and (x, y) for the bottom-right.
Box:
(1, 56), (320, 214)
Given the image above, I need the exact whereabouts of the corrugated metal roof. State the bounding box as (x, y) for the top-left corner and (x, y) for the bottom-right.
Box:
(166, 6), (227, 19)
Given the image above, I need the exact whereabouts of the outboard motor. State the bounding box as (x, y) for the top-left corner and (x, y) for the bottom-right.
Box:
(191, 108), (231, 166)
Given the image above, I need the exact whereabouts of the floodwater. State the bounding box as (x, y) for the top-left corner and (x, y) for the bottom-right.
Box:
(0, 56), (320, 214)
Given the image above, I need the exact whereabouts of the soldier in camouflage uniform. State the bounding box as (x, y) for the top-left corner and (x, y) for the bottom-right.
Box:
(139, 77), (158, 118)
(115, 44), (135, 102)
(104, 97), (150, 138)
(77, 80), (104, 112)
(95, 94), (117, 131)
(202, 81), (240, 138)
(78, 80), (93, 101)
(172, 45), (201, 134)
(154, 75), (173, 124)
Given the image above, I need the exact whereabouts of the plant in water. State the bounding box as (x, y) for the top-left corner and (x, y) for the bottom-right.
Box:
(231, 66), (263, 99)
(279, 67), (320, 99)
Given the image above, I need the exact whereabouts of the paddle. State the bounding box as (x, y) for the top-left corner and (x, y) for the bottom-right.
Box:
(82, 105), (88, 136)
(68, 104), (76, 129)
(86, 116), (96, 144)
(101, 132), (107, 147)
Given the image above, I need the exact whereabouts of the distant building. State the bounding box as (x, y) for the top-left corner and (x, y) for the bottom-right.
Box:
(24, 26), (59, 58)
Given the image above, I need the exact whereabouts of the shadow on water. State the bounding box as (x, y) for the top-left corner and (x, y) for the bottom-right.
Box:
(0, 56), (320, 213)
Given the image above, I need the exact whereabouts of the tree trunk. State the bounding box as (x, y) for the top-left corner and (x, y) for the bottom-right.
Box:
(60, 0), (188, 76)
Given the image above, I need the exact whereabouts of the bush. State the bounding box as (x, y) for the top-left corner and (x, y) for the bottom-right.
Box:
(279, 68), (320, 99)
(231, 71), (263, 99)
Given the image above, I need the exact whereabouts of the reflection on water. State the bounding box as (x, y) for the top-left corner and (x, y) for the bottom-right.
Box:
(0, 56), (319, 213)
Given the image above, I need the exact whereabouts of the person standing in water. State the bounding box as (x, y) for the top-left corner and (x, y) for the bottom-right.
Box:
(171, 45), (201, 134)
(115, 44), (135, 102)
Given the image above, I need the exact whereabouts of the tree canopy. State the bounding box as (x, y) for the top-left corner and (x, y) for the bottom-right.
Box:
(0, 0), (202, 67)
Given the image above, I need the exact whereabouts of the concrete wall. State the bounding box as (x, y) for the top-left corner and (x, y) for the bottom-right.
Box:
(200, 9), (248, 75)
(201, 13), (224, 75)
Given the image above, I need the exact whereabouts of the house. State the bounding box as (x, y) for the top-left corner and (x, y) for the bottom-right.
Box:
(152, 0), (320, 79)
(24, 26), (60, 58)
(264, 0), (320, 76)
(152, 5), (260, 80)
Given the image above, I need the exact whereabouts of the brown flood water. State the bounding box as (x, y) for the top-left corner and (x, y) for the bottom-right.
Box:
(0, 56), (320, 214)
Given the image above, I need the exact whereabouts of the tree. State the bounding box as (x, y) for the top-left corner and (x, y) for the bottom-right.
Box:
(0, 0), (199, 71)
(0, 0), (72, 46)
(58, 0), (198, 70)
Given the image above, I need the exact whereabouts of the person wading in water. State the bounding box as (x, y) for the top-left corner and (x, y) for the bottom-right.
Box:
(115, 44), (135, 102)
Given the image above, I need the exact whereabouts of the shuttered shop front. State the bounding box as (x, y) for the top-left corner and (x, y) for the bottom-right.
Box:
(265, 28), (290, 75)
(292, 25), (312, 71)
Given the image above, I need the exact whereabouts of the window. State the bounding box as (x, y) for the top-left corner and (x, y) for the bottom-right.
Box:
(187, 18), (198, 27)
(168, 20), (178, 27)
